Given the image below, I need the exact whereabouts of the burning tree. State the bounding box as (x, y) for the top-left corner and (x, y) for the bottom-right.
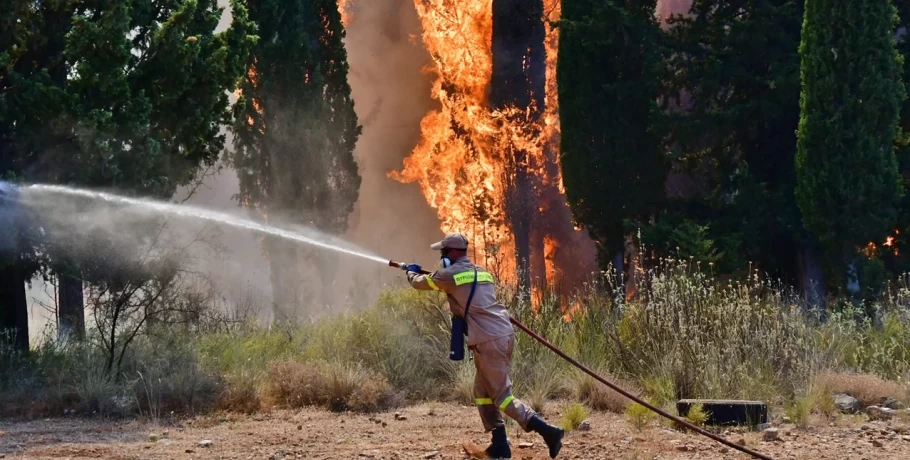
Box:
(231, 0), (361, 319)
(388, 0), (595, 297)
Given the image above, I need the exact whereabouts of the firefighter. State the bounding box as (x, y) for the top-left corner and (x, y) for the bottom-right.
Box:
(406, 232), (565, 459)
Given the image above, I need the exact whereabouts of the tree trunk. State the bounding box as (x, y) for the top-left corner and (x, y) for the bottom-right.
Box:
(612, 249), (625, 287)
(266, 234), (300, 325)
(57, 271), (85, 342)
(798, 244), (826, 317)
(491, 0), (545, 295)
(0, 261), (29, 352)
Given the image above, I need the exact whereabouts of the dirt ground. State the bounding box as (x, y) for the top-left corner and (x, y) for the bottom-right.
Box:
(1, 402), (909, 460)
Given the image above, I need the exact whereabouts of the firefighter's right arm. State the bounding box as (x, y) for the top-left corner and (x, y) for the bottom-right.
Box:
(407, 269), (455, 293)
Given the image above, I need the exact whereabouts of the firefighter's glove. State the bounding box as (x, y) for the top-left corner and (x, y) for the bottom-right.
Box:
(406, 263), (422, 274)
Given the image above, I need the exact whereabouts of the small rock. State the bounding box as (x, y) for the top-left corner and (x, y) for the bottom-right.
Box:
(199, 440), (213, 448)
(866, 406), (897, 421)
(162, 430), (169, 437)
(423, 451), (440, 459)
(782, 416), (792, 424)
(394, 413), (407, 421)
(676, 445), (691, 452)
(720, 447), (729, 454)
(148, 434), (159, 442)
(577, 420), (592, 431)
(337, 439), (345, 445)
(297, 425), (302, 430)
(880, 397), (904, 410)
(763, 428), (780, 442)
(185, 449), (195, 454)
(872, 439), (884, 448)
(835, 394), (860, 414)
(902, 435), (910, 441)
(518, 442), (534, 448)
(862, 424), (872, 431)
(381, 422), (387, 428)
(737, 437), (747, 446)
(756, 423), (771, 431)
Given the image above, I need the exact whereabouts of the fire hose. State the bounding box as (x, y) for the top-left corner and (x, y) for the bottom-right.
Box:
(388, 260), (773, 460)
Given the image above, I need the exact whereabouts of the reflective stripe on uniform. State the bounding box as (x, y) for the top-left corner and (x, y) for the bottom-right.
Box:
(426, 276), (440, 291)
(475, 398), (494, 405)
(454, 271), (494, 286)
(498, 395), (515, 411)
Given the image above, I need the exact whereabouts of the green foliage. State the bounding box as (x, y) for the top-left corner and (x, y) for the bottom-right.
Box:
(230, 0), (360, 311)
(557, 0), (667, 262)
(624, 400), (656, 431)
(231, 0), (360, 230)
(662, 0), (806, 282)
(0, 0), (257, 348)
(561, 402), (590, 431)
(796, 0), (905, 289)
(684, 402), (709, 426)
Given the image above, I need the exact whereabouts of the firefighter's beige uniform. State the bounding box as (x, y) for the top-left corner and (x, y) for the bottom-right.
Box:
(408, 255), (537, 432)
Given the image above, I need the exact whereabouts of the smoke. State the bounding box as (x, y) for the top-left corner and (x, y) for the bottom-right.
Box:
(168, 0), (442, 319)
(340, 0), (442, 278)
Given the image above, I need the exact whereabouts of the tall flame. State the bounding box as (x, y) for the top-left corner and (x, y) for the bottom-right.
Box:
(381, 0), (571, 283)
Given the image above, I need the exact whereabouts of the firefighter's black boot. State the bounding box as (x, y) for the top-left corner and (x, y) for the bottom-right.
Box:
(527, 415), (564, 458)
(484, 426), (511, 459)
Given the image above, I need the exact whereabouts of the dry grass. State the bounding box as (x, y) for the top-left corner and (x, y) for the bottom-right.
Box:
(574, 371), (640, 413)
(816, 371), (908, 407)
(264, 360), (325, 409)
(263, 360), (394, 413)
(218, 368), (261, 414)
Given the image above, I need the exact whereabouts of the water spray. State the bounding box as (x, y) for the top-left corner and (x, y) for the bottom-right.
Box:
(386, 260), (774, 460)
(1, 181), (389, 266)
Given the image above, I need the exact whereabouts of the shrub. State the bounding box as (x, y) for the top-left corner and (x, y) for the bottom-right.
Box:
(625, 400), (656, 431)
(684, 402), (708, 426)
(218, 367), (262, 414)
(561, 402), (590, 431)
(265, 360), (326, 409)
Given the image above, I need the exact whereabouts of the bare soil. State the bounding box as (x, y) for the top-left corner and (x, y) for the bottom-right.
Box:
(1, 402), (909, 459)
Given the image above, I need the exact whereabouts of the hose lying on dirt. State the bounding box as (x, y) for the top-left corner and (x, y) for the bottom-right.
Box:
(508, 317), (774, 460)
(399, 262), (774, 460)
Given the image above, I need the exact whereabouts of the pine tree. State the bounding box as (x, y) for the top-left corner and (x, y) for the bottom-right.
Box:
(231, 0), (361, 318)
(796, 0), (905, 295)
(0, 0), (256, 347)
(557, 0), (667, 276)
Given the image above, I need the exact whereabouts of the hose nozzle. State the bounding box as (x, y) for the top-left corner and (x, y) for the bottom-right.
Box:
(388, 260), (408, 271)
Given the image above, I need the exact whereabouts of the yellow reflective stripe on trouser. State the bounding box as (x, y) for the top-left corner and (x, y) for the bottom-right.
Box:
(499, 395), (515, 411)
(425, 276), (440, 291)
(454, 271), (494, 286)
(475, 398), (493, 405)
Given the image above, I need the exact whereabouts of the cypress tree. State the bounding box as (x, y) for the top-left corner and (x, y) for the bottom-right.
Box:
(232, 0), (361, 318)
(796, 0), (905, 295)
(557, 0), (667, 275)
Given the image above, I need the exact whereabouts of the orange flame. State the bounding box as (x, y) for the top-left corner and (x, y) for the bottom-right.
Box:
(380, 0), (567, 282)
